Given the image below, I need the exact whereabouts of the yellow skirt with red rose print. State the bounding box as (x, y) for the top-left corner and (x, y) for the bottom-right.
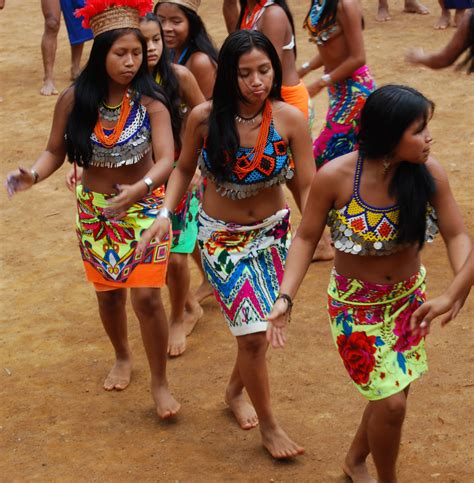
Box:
(327, 266), (428, 400)
(76, 185), (171, 292)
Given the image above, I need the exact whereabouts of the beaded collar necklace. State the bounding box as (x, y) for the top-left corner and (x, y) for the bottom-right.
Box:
(234, 103), (265, 125)
(95, 89), (133, 148)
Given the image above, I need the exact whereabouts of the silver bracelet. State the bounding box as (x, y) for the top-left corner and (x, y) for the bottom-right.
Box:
(143, 176), (154, 195)
(30, 168), (39, 184)
(157, 207), (172, 221)
(320, 73), (332, 86)
(301, 61), (310, 71)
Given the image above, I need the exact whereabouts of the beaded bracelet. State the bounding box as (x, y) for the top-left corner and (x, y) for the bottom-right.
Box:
(276, 293), (293, 323)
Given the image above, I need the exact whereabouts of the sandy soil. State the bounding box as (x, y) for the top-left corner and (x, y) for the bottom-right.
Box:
(0, 0), (473, 480)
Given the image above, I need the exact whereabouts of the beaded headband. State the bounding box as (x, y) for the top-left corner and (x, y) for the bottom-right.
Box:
(155, 0), (201, 13)
(75, 0), (153, 37)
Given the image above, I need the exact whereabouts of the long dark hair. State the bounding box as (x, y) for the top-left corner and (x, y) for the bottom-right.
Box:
(304, 0), (363, 32)
(304, 0), (338, 30)
(237, 0), (297, 56)
(457, 10), (474, 74)
(358, 85), (436, 248)
(153, 2), (218, 64)
(140, 13), (182, 147)
(206, 30), (282, 181)
(65, 28), (172, 168)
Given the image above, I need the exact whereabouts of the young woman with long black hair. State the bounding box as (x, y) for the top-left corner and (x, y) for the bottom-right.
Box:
(267, 85), (471, 480)
(154, 0), (218, 99)
(298, 0), (376, 261)
(224, 0), (312, 124)
(138, 30), (314, 458)
(5, 0), (180, 419)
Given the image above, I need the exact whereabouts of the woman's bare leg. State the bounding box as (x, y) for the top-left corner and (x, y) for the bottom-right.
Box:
(236, 332), (304, 458)
(367, 388), (409, 483)
(377, 0), (391, 21)
(130, 287), (180, 419)
(70, 43), (84, 80)
(95, 289), (132, 391)
(40, 0), (60, 95)
(192, 246), (213, 303)
(343, 403), (376, 483)
(434, 0), (451, 29)
(225, 359), (258, 430)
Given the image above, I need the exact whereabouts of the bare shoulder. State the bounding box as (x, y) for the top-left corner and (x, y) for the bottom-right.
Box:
(261, 3), (288, 24)
(188, 101), (212, 132)
(172, 63), (192, 82)
(57, 85), (75, 107)
(425, 156), (449, 184)
(319, 151), (357, 180)
(140, 94), (167, 114)
(187, 52), (216, 72)
(272, 100), (305, 125)
(338, 0), (362, 16)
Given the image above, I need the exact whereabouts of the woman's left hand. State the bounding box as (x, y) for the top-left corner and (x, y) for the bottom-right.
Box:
(266, 298), (290, 349)
(104, 183), (142, 219)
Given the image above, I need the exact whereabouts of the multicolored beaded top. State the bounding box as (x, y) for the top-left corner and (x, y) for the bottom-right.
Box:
(327, 155), (438, 256)
(199, 101), (294, 199)
(304, 0), (339, 46)
(90, 92), (151, 168)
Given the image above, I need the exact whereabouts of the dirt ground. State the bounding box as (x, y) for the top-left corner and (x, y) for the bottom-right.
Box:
(1, 0), (473, 480)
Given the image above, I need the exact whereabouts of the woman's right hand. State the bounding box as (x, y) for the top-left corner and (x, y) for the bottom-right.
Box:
(65, 166), (82, 191)
(136, 216), (170, 257)
(266, 298), (290, 349)
(4, 167), (36, 198)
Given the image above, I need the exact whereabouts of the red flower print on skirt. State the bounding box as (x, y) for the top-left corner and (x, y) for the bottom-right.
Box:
(337, 331), (377, 385)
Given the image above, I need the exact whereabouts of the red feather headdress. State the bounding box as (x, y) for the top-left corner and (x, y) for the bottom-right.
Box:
(75, 0), (153, 37)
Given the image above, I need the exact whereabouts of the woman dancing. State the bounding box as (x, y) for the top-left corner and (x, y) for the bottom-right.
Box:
(225, 0), (312, 123)
(267, 85), (471, 479)
(5, 0), (180, 419)
(298, 0), (376, 261)
(138, 30), (314, 458)
(154, 0), (218, 99)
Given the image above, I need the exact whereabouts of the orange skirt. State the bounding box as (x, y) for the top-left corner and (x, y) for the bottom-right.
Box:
(76, 185), (170, 291)
(281, 81), (312, 121)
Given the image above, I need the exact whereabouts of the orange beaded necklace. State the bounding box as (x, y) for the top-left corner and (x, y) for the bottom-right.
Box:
(240, 1), (265, 29)
(234, 100), (272, 180)
(94, 89), (132, 148)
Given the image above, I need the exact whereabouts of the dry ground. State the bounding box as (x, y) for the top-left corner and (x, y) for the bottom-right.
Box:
(0, 0), (473, 480)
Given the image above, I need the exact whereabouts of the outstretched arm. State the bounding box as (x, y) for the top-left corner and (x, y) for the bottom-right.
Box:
(411, 250), (473, 333)
(5, 88), (72, 197)
(137, 103), (208, 254)
(410, 158), (473, 335)
(284, 106), (315, 212)
(406, 11), (471, 69)
(267, 166), (335, 348)
(223, 0), (240, 33)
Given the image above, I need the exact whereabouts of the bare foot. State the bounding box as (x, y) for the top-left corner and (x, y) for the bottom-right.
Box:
(40, 80), (58, 96)
(342, 457), (376, 482)
(225, 390), (258, 430)
(404, 0), (429, 15)
(151, 382), (181, 419)
(376, 5), (391, 21)
(261, 425), (304, 459)
(103, 358), (132, 391)
(454, 9), (466, 28)
(168, 321), (186, 357)
(434, 10), (450, 29)
(184, 304), (203, 336)
(194, 280), (213, 303)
